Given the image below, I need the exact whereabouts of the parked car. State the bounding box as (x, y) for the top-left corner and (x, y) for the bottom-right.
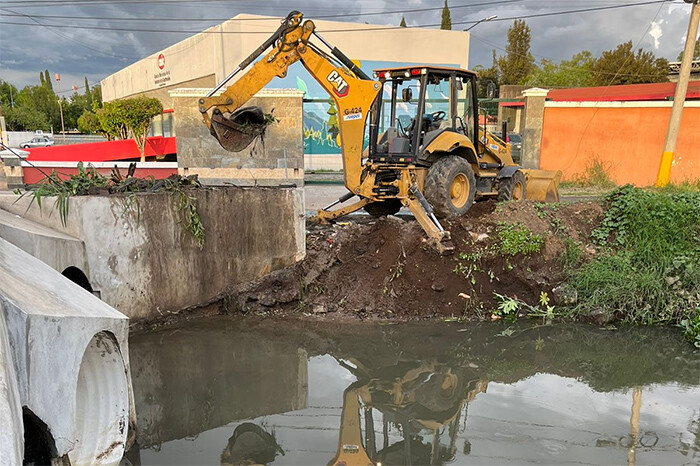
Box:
(507, 133), (522, 163)
(20, 136), (54, 149)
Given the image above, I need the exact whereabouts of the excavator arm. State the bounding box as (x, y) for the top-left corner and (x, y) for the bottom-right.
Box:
(198, 11), (381, 194)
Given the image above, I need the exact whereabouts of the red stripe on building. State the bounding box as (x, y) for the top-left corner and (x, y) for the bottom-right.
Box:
(25, 136), (177, 162)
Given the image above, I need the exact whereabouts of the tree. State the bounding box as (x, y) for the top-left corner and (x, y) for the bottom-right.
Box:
(98, 96), (163, 161)
(400, 16), (407, 27)
(474, 49), (501, 97)
(498, 20), (534, 85)
(84, 77), (93, 109)
(39, 72), (45, 87)
(16, 85), (60, 130)
(441, 0), (451, 30)
(589, 41), (668, 86)
(91, 84), (103, 109)
(526, 51), (595, 88)
(77, 110), (104, 135)
(0, 80), (18, 108)
(43, 70), (53, 92)
(4, 106), (50, 131)
(677, 38), (700, 61)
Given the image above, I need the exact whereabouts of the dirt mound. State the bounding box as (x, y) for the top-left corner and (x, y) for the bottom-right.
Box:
(230, 200), (603, 320)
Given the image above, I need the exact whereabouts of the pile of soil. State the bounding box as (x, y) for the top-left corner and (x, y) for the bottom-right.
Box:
(228, 200), (604, 320)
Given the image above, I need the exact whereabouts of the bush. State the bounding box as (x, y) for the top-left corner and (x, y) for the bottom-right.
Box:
(571, 185), (700, 326)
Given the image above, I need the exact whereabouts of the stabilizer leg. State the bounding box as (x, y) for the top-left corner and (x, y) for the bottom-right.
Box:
(312, 197), (371, 224)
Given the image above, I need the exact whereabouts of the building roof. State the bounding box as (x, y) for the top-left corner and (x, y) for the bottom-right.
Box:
(547, 81), (700, 102)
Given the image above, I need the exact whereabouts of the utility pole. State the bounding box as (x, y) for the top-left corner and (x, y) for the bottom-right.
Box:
(54, 73), (66, 141)
(656, 0), (700, 187)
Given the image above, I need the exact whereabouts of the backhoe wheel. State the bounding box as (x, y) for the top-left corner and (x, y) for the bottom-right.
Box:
(365, 199), (402, 217)
(424, 156), (477, 219)
(498, 170), (527, 201)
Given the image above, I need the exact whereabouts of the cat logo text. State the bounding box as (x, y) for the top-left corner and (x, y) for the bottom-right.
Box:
(327, 71), (349, 97)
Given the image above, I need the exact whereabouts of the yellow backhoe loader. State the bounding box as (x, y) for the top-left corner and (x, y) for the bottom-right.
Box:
(199, 11), (561, 251)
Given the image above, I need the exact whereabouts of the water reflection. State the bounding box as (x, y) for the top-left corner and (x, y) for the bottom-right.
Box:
(329, 359), (488, 466)
(125, 318), (700, 465)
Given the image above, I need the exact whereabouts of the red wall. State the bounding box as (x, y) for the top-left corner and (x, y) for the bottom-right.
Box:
(22, 166), (178, 185)
(26, 136), (176, 162)
(539, 104), (700, 186)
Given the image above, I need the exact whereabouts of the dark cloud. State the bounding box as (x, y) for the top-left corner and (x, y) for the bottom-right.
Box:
(0, 0), (692, 91)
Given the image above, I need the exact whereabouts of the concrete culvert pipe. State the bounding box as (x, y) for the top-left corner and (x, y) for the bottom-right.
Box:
(69, 332), (129, 465)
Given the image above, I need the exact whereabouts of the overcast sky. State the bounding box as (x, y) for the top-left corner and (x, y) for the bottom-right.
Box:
(0, 0), (695, 94)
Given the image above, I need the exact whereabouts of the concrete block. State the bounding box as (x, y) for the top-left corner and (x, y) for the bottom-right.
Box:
(0, 237), (134, 465)
(0, 308), (23, 466)
(0, 208), (89, 276)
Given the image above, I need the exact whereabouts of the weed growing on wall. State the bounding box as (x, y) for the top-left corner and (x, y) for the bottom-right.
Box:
(570, 185), (700, 326)
(15, 163), (206, 247)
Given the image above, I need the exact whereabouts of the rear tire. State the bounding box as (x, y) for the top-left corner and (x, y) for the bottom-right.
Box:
(424, 156), (476, 219)
(497, 170), (527, 201)
(365, 199), (402, 217)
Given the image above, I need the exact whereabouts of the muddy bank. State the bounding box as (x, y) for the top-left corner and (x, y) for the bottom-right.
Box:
(221, 200), (604, 321)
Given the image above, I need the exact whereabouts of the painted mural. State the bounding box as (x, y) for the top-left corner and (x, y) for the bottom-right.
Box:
(265, 60), (458, 155)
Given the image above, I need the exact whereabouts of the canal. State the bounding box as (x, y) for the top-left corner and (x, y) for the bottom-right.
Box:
(123, 317), (700, 465)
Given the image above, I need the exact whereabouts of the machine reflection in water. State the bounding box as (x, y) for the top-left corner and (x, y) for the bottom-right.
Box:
(329, 358), (487, 466)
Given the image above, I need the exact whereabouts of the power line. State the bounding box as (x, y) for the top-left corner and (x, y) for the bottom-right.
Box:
(0, 1), (680, 34)
(0, 0), (524, 21)
(0, 7), (140, 60)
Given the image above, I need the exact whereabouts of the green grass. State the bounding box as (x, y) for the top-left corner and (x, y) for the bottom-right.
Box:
(570, 185), (700, 326)
(497, 222), (544, 256)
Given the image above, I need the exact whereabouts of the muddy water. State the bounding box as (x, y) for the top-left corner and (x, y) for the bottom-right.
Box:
(124, 318), (700, 466)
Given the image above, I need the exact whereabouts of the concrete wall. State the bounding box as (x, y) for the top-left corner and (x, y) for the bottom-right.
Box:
(172, 88), (304, 186)
(0, 186), (305, 320)
(0, 237), (134, 464)
(538, 101), (700, 185)
(101, 14), (470, 104)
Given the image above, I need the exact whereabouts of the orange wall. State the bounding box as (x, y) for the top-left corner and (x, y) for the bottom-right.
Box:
(539, 104), (700, 186)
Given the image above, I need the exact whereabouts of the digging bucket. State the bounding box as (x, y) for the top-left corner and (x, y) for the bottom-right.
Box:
(210, 106), (268, 152)
(522, 169), (562, 202)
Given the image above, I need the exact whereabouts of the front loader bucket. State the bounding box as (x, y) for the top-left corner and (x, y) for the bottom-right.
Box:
(522, 169), (562, 203)
(210, 106), (268, 152)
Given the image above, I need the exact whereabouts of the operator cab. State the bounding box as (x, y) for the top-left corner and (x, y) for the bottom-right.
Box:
(369, 66), (479, 165)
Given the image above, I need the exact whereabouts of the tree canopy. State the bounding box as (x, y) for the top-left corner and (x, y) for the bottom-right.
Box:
(441, 0), (451, 30)
(498, 20), (535, 85)
(474, 50), (501, 98)
(0, 74), (103, 132)
(400, 16), (407, 27)
(677, 38), (700, 61)
(97, 96), (163, 161)
(526, 51), (595, 88)
(589, 41), (668, 86)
